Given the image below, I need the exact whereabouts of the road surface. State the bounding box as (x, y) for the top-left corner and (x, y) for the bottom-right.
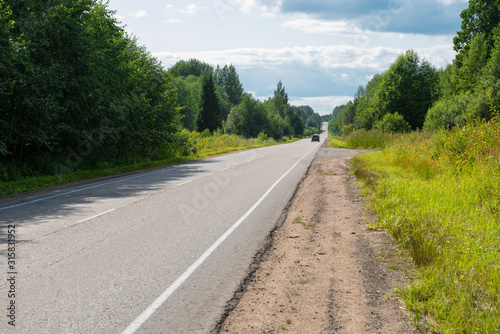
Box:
(0, 125), (328, 333)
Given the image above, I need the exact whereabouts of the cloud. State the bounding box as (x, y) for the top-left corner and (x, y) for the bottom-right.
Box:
(155, 45), (403, 72)
(283, 19), (360, 35)
(129, 10), (147, 19)
(180, 4), (198, 15)
(165, 19), (183, 24)
(259, 0), (467, 35)
(289, 96), (353, 115)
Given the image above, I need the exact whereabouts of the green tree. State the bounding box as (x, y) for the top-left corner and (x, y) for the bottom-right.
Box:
(273, 80), (289, 117)
(224, 94), (267, 138)
(376, 50), (439, 129)
(173, 75), (202, 131)
(168, 59), (214, 77)
(453, 0), (500, 56)
(374, 112), (411, 133)
(354, 74), (384, 130)
(215, 64), (244, 106)
(328, 104), (347, 133)
(0, 0), (181, 173)
(197, 75), (222, 132)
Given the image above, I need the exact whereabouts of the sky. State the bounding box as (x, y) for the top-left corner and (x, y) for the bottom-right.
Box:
(107, 0), (470, 115)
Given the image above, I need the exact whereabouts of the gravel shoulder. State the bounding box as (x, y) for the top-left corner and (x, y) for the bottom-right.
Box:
(219, 148), (415, 333)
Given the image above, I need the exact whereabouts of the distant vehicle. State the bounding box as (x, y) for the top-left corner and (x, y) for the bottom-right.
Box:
(311, 134), (320, 142)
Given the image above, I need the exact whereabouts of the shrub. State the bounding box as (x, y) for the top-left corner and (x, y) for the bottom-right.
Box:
(341, 124), (356, 136)
(374, 112), (411, 133)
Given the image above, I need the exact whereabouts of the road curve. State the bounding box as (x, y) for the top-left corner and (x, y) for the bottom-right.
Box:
(0, 125), (330, 333)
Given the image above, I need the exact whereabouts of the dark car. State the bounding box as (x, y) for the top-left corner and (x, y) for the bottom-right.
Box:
(311, 134), (320, 142)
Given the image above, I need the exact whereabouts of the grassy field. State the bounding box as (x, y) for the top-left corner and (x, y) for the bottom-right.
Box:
(334, 122), (500, 332)
(0, 131), (294, 197)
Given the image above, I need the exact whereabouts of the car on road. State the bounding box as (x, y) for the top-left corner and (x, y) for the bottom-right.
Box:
(311, 134), (320, 142)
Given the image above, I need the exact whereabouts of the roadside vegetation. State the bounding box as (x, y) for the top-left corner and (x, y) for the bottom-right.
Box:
(327, 1), (500, 331)
(347, 119), (500, 332)
(0, 0), (321, 196)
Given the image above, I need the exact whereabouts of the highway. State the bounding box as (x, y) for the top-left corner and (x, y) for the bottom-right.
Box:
(0, 126), (328, 333)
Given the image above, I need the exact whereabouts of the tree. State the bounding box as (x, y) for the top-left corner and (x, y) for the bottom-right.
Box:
(224, 94), (266, 138)
(0, 0), (182, 174)
(273, 80), (289, 117)
(354, 74), (384, 130)
(215, 64), (244, 106)
(374, 113), (411, 133)
(453, 0), (500, 56)
(168, 59), (214, 77)
(375, 50), (439, 129)
(172, 75), (202, 131)
(197, 75), (222, 132)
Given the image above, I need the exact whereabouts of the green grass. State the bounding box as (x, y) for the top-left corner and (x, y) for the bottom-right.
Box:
(329, 130), (407, 149)
(351, 119), (500, 332)
(0, 131), (296, 197)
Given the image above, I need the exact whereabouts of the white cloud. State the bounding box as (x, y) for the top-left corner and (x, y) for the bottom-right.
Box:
(129, 10), (147, 19)
(289, 96), (353, 115)
(436, 0), (468, 4)
(234, 0), (258, 12)
(181, 4), (198, 15)
(165, 19), (183, 24)
(283, 19), (360, 35)
(154, 45), (403, 72)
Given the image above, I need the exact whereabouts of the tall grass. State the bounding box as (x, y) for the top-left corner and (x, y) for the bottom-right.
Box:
(351, 119), (500, 332)
(329, 129), (408, 149)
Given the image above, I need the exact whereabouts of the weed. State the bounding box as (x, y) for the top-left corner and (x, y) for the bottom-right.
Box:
(353, 119), (500, 332)
(292, 216), (312, 229)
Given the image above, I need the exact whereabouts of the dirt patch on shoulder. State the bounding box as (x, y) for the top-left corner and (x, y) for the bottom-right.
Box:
(220, 157), (415, 333)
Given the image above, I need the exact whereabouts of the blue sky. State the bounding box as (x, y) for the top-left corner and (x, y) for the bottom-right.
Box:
(107, 0), (469, 115)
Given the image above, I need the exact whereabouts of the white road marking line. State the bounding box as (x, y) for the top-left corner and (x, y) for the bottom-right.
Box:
(121, 145), (317, 334)
(173, 179), (193, 187)
(77, 209), (117, 223)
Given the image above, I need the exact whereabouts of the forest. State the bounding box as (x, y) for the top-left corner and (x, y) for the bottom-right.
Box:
(329, 0), (500, 136)
(0, 0), (322, 186)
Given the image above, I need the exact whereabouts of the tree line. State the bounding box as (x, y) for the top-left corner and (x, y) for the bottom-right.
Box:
(329, 0), (500, 135)
(0, 0), (321, 181)
(170, 59), (322, 140)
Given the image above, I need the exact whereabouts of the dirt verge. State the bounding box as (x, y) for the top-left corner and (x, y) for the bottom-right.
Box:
(219, 154), (415, 333)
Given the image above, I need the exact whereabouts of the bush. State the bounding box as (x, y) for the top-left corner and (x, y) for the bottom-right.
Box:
(341, 124), (356, 136)
(424, 91), (490, 131)
(374, 112), (411, 133)
(257, 132), (270, 142)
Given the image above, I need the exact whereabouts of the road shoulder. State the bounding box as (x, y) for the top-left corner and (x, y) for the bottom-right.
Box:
(219, 154), (415, 333)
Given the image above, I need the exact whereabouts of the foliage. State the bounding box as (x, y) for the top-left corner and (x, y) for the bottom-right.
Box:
(224, 94), (267, 138)
(197, 75), (223, 132)
(215, 64), (244, 107)
(172, 75), (202, 131)
(374, 112), (411, 133)
(328, 104), (346, 133)
(453, 0), (500, 56)
(352, 121), (500, 332)
(0, 0), (181, 175)
(352, 74), (384, 130)
(168, 58), (214, 78)
(375, 50), (439, 130)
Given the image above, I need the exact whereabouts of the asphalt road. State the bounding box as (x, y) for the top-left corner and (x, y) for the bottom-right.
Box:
(0, 125), (333, 333)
